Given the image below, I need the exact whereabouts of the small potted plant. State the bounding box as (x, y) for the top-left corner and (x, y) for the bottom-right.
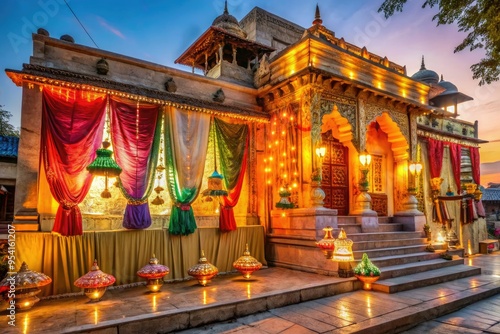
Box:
(353, 253), (381, 290)
(423, 223), (432, 241)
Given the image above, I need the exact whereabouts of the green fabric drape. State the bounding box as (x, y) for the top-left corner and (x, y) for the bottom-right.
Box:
(164, 108), (211, 235)
(214, 118), (248, 190)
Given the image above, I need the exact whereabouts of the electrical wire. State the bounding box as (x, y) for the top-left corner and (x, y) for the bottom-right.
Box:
(63, 0), (100, 49)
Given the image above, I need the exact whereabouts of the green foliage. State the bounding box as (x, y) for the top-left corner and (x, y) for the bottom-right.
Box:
(353, 253), (381, 276)
(0, 106), (19, 137)
(378, 0), (500, 85)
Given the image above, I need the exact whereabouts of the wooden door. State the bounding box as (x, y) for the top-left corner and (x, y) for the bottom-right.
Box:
(321, 132), (349, 215)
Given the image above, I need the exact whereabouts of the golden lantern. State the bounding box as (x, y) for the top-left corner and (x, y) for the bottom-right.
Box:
(0, 262), (51, 310)
(137, 254), (170, 292)
(333, 228), (354, 278)
(316, 226), (335, 259)
(188, 250), (219, 286)
(74, 260), (115, 302)
(233, 244), (263, 279)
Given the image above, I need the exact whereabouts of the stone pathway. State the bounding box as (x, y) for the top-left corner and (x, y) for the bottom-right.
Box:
(175, 253), (500, 334)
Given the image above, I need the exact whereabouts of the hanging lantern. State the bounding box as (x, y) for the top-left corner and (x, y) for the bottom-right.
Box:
(0, 262), (51, 310)
(187, 250), (218, 286)
(232, 244), (263, 279)
(151, 131), (166, 206)
(316, 226), (336, 259)
(151, 164), (165, 205)
(87, 140), (122, 198)
(137, 254), (169, 292)
(74, 260), (115, 302)
(202, 121), (228, 203)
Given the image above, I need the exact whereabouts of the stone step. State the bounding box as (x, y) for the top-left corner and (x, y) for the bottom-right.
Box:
(372, 264), (482, 293)
(336, 223), (361, 234)
(329, 275), (500, 333)
(337, 216), (357, 224)
(353, 245), (428, 259)
(366, 251), (447, 268)
(378, 257), (465, 279)
(352, 238), (427, 251)
(336, 223), (405, 234)
(347, 231), (424, 242)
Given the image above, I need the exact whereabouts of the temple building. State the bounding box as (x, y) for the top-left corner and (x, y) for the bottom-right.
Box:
(5, 4), (488, 295)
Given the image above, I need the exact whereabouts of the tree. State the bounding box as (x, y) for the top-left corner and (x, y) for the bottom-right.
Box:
(378, 0), (500, 85)
(0, 106), (19, 137)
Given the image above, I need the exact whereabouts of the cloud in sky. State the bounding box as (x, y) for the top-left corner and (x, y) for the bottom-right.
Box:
(96, 16), (125, 40)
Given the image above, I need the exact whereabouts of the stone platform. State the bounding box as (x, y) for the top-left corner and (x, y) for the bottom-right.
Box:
(2, 254), (500, 333)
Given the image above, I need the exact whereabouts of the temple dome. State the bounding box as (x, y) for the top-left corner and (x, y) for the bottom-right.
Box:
(438, 75), (458, 94)
(411, 56), (439, 85)
(212, 1), (247, 39)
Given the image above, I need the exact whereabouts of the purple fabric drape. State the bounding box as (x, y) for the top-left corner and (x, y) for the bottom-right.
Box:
(110, 98), (160, 229)
(41, 90), (106, 236)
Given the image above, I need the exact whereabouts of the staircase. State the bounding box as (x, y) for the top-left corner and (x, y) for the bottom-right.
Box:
(337, 216), (481, 293)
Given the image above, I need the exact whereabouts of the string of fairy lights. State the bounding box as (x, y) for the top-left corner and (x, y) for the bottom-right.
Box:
(265, 105), (300, 207)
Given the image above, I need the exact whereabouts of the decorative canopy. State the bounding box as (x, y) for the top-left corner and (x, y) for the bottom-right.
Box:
(74, 260), (116, 289)
(0, 262), (51, 290)
(137, 254), (170, 279)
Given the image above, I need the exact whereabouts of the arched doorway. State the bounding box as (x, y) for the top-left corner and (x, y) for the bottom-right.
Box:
(321, 130), (349, 215)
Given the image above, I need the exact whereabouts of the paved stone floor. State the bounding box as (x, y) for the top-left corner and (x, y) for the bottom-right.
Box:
(1, 253), (500, 333)
(176, 253), (500, 334)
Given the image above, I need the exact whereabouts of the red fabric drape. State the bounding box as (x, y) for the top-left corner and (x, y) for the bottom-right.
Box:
(110, 98), (159, 229)
(428, 138), (444, 178)
(448, 142), (462, 193)
(469, 146), (480, 185)
(41, 90), (106, 236)
(220, 135), (248, 232)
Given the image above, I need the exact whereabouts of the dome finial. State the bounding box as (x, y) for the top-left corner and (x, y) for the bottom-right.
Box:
(420, 55), (426, 70)
(224, 0), (228, 14)
(313, 4), (323, 25)
(440, 74), (444, 81)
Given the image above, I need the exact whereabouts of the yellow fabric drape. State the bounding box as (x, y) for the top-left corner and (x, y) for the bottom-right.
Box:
(14, 226), (266, 296)
(16, 232), (95, 295)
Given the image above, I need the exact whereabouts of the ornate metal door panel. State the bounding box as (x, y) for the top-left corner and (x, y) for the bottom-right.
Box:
(321, 132), (349, 215)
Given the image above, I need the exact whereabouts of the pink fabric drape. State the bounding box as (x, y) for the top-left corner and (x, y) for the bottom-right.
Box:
(469, 146), (480, 185)
(41, 90), (106, 236)
(110, 98), (160, 229)
(428, 138), (444, 178)
(220, 135), (248, 232)
(448, 142), (462, 193)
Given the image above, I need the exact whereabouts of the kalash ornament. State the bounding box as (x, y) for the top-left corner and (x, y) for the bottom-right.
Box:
(0, 262), (51, 310)
(276, 184), (294, 209)
(187, 250), (219, 286)
(232, 244), (263, 279)
(316, 226), (336, 259)
(74, 260), (115, 302)
(137, 254), (170, 292)
(87, 140), (122, 198)
(353, 253), (381, 290)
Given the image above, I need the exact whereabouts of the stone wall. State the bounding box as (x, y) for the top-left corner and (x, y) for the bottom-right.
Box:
(240, 7), (304, 54)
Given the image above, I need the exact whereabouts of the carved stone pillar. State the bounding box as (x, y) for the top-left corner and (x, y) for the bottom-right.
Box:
(13, 83), (42, 230)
